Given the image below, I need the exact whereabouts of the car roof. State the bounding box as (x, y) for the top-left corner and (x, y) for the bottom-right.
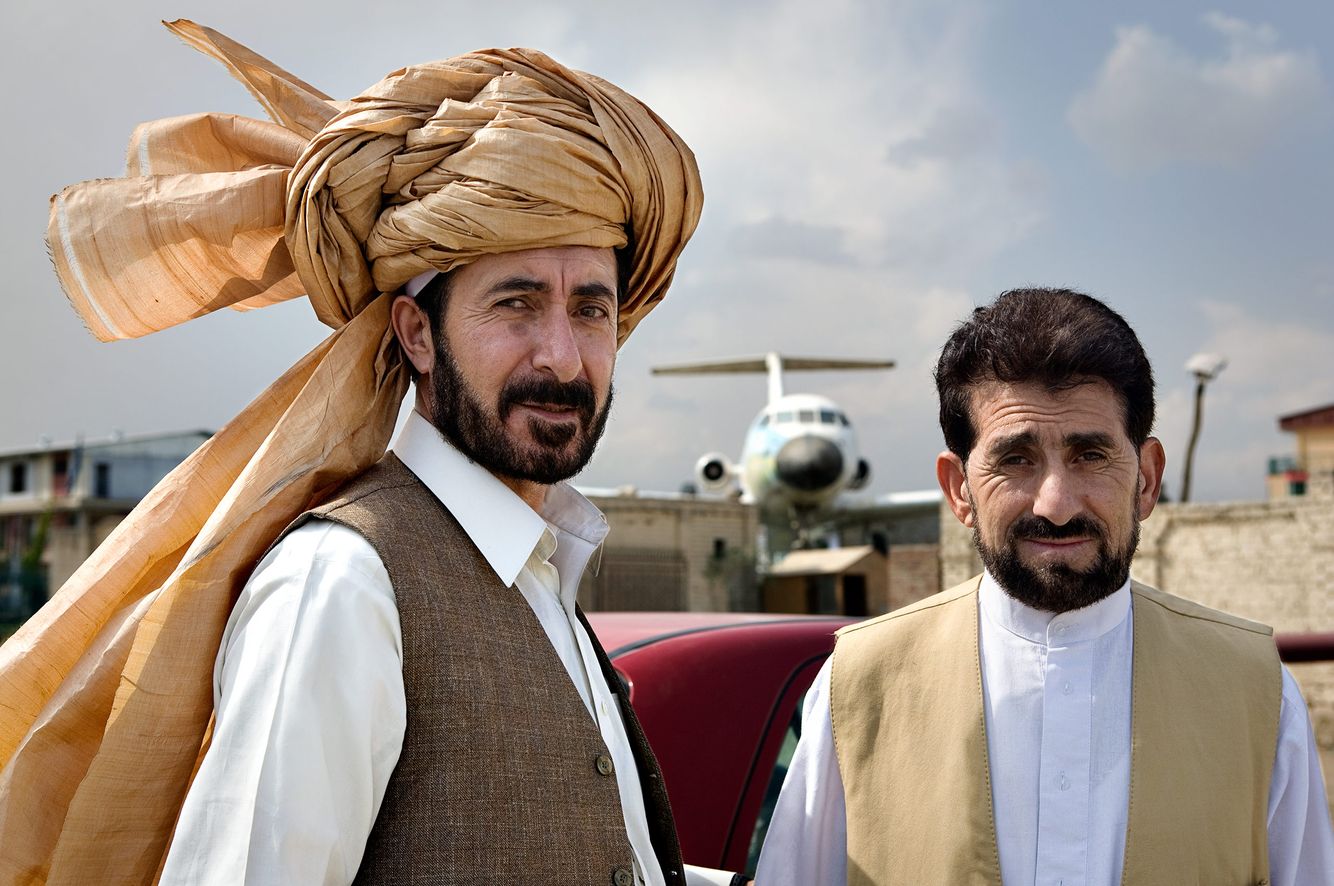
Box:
(586, 610), (852, 657)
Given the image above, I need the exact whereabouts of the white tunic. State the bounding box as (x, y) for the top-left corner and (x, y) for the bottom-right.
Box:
(161, 410), (667, 885)
(755, 572), (1334, 886)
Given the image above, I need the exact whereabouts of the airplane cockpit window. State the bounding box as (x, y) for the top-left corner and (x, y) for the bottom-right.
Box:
(819, 409), (836, 424)
(758, 414), (770, 427)
(777, 411), (796, 424)
(798, 409), (816, 424)
(837, 412), (850, 426)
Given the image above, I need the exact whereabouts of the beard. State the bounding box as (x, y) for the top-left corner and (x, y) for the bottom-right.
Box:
(972, 499), (1140, 614)
(427, 335), (613, 485)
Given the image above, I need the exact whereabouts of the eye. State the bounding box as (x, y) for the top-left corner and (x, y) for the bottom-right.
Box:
(494, 296), (530, 311)
(1075, 450), (1109, 463)
(577, 302), (612, 321)
(999, 453), (1031, 467)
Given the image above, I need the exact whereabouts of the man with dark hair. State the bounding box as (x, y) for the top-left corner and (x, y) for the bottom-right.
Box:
(755, 289), (1333, 884)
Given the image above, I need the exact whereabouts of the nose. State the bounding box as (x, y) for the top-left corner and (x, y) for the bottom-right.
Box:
(532, 311), (582, 383)
(776, 435), (844, 491)
(1030, 464), (1082, 527)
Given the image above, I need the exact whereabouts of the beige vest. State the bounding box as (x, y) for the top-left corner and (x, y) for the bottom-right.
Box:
(281, 454), (683, 885)
(831, 576), (1281, 886)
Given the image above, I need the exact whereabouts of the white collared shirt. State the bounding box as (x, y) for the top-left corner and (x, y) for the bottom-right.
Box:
(161, 411), (665, 886)
(755, 572), (1334, 886)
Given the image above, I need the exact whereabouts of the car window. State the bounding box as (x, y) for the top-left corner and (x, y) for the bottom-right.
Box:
(745, 702), (803, 873)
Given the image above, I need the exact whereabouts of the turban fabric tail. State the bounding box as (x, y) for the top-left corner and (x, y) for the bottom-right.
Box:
(0, 19), (701, 884)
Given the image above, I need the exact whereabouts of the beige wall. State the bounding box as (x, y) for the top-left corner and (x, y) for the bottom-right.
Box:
(1134, 497), (1334, 817)
(585, 494), (758, 611)
(1297, 426), (1334, 472)
(887, 543), (940, 611)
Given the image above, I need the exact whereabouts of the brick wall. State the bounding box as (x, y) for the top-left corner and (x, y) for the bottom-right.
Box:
(1134, 497), (1334, 818)
(888, 543), (941, 611)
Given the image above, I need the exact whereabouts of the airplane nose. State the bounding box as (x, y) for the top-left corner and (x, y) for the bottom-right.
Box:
(776, 435), (844, 491)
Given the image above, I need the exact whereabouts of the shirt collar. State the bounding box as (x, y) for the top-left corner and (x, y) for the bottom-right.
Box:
(979, 569), (1131, 646)
(391, 410), (607, 586)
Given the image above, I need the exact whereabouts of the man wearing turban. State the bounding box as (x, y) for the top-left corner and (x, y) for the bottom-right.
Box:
(0, 20), (716, 885)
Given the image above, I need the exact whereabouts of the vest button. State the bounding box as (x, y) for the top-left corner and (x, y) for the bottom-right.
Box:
(612, 868), (634, 886)
(596, 753), (615, 776)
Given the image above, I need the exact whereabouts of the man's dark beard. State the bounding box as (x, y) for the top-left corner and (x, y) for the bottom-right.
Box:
(427, 336), (613, 484)
(972, 504), (1139, 614)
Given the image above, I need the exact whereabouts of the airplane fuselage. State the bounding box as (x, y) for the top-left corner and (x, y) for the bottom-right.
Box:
(740, 393), (865, 513)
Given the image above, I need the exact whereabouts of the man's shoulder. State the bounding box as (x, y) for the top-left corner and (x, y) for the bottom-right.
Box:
(313, 453), (424, 516)
(1130, 580), (1274, 637)
(259, 519), (388, 584)
(836, 575), (980, 641)
(236, 520), (395, 648)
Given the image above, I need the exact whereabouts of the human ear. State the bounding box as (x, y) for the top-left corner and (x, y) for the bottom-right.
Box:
(1136, 437), (1166, 519)
(936, 451), (974, 528)
(390, 294), (435, 376)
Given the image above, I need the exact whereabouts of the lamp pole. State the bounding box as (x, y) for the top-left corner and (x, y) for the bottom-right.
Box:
(1179, 353), (1227, 503)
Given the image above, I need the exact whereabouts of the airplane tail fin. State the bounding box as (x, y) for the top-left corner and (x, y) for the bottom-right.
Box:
(652, 352), (894, 404)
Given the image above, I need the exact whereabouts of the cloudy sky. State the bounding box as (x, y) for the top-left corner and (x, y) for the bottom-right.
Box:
(4, 1), (1333, 503)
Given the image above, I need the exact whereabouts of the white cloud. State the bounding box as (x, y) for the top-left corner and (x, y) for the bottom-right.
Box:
(631, 0), (1043, 276)
(1068, 13), (1328, 172)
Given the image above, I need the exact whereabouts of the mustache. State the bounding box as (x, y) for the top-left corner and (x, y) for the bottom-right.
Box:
(499, 376), (597, 418)
(1008, 514), (1104, 541)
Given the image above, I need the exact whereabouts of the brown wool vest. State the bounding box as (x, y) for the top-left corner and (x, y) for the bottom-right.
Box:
(282, 454), (683, 885)
(831, 576), (1281, 886)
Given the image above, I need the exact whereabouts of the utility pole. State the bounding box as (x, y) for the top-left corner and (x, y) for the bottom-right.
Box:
(1180, 353), (1227, 503)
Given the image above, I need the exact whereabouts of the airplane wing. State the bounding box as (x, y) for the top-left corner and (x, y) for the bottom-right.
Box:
(653, 352), (894, 404)
(651, 358), (769, 375)
(651, 356), (895, 375)
(778, 358), (895, 371)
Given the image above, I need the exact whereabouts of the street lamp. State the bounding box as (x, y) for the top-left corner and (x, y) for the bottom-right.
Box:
(1179, 352), (1227, 503)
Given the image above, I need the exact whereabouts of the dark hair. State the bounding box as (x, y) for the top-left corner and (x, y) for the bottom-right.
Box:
(404, 246), (635, 381)
(934, 288), (1155, 460)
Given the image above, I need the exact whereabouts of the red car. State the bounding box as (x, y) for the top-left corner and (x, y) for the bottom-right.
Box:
(588, 612), (856, 873)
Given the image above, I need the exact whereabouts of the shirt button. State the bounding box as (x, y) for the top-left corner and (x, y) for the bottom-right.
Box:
(595, 754), (615, 776)
(1063, 681), (1073, 695)
(613, 868), (634, 886)
(1059, 773), (1070, 791)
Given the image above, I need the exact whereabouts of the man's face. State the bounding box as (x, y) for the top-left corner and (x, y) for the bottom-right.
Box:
(426, 246), (619, 485)
(937, 380), (1164, 613)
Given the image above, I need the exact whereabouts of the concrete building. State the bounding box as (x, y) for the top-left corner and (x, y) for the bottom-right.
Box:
(578, 488), (944, 617)
(1268, 402), (1334, 500)
(578, 488), (760, 612)
(0, 431), (211, 618)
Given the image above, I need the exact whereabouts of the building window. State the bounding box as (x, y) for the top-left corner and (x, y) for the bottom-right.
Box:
(95, 463), (111, 498)
(8, 462), (27, 495)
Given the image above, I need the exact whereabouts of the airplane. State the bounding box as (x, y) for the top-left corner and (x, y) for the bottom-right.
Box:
(651, 352), (894, 560)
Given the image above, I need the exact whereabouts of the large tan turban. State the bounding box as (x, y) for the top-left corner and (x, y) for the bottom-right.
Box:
(0, 20), (701, 884)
